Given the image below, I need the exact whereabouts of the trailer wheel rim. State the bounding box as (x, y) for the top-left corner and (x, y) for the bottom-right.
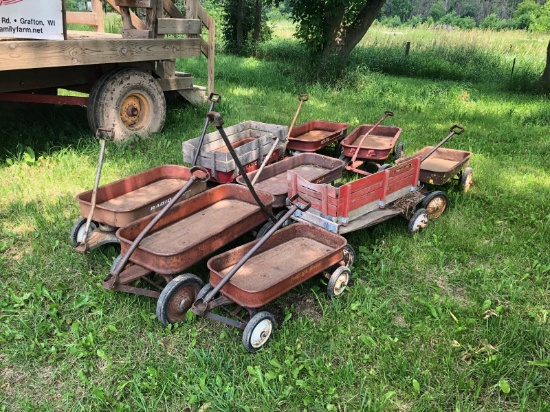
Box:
(250, 319), (273, 348)
(120, 93), (150, 130)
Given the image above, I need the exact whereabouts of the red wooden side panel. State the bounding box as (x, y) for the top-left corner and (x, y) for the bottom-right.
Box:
(387, 157), (420, 194)
(347, 171), (386, 212)
(287, 171), (340, 216)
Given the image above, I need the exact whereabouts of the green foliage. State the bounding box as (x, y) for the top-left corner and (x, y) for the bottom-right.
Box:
(220, 0), (274, 56)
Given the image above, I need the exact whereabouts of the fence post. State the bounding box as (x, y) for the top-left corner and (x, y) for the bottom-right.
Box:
(405, 41), (411, 57)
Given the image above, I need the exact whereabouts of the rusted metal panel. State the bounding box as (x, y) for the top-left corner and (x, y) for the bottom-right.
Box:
(340, 124), (402, 161)
(207, 223), (346, 308)
(287, 121), (349, 152)
(236, 153), (345, 208)
(116, 184), (275, 275)
(76, 164), (207, 227)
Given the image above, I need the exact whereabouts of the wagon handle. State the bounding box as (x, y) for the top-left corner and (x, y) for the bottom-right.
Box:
(288, 93), (309, 140)
(95, 128), (114, 141)
(192, 92), (222, 166)
(421, 124), (466, 163)
(209, 92), (222, 103)
(347, 110), (394, 169)
(450, 124), (464, 135)
(189, 166), (211, 182)
(289, 193), (311, 212)
(207, 111), (277, 223)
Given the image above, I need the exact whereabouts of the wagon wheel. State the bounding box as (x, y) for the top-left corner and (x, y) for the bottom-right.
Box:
(460, 167), (473, 192)
(255, 210), (292, 239)
(342, 244), (356, 267)
(407, 208), (429, 235)
(196, 283), (213, 301)
(420, 191), (448, 219)
(70, 217), (98, 246)
(327, 266), (351, 298)
(156, 274), (204, 326)
(393, 141), (404, 159)
(88, 68), (166, 142)
(242, 311), (276, 352)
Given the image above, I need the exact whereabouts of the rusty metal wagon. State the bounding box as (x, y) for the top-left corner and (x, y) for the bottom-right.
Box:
(396, 124), (472, 194)
(285, 94), (349, 155)
(339, 111), (404, 174)
(236, 153), (346, 209)
(286, 156), (443, 235)
(182, 120), (288, 183)
(71, 164), (208, 253)
(103, 183), (275, 298)
(156, 197), (353, 352)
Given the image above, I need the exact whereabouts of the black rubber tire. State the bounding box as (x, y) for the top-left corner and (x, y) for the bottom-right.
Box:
(394, 141), (404, 159)
(342, 244), (356, 267)
(156, 273), (204, 326)
(242, 311), (276, 352)
(87, 67), (128, 134)
(90, 68), (166, 142)
(407, 208), (429, 235)
(70, 217), (98, 246)
(460, 167), (473, 192)
(255, 210), (292, 239)
(196, 283), (213, 301)
(420, 190), (448, 219)
(110, 254), (123, 273)
(327, 266), (351, 298)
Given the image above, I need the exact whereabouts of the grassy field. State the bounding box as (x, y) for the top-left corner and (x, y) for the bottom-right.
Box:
(0, 23), (549, 411)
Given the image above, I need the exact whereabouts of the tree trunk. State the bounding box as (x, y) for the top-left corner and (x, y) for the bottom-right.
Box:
(540, 40), (550, 91)
(321, 0), (387, 61)
(253, 0), (262, 45)
(236, 0), (244, 52)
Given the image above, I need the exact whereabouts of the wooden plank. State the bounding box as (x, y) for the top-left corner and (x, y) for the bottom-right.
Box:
(105, 0), (147, 30)
(123, 29), (153, 39)
(0, 66), (96, 93)
(157, 19), (201, 35)
(92, 0), (104, 32)
(163, 0), (184, 18)
(154, 60), (175, 78)
(0, 38), (202, 71)
(116, 0), (152, 7)
(119, 6), (133, 30)
(66, 12), (98, 26)
(156, 76), (193, 91)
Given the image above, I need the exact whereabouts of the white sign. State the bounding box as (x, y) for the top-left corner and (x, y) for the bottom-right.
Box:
(0, 0), (64, 40)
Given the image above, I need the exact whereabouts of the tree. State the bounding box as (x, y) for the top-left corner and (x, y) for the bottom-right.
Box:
(288, 0), (387, 61)
(541, 41), (550, 91)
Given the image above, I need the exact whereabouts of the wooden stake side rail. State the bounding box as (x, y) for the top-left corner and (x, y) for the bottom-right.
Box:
(287, 157), (421, 222)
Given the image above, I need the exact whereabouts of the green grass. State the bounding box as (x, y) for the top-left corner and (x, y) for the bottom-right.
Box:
(0, 24), (549, 411)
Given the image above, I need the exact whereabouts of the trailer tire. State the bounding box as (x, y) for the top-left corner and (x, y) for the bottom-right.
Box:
(87, 67), (128, 134)
(420, 191), (448, 219)
(242, 311), (276, 352)
(90, 68), (166, 142)
(156, 273), (203, 326)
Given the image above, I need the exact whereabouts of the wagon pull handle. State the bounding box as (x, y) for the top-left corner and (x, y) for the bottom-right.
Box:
(348, 110), (395, 166)
(95, 127), (114, 141)
(450, 124), (464, 135)
(190, 166), (211, 182)
(288, 93), (309, 140)
(209, 92), (222, 103)
(192, 93), (222, 166)
(289, 193), (311, 212)
(421, 124), (466, 163)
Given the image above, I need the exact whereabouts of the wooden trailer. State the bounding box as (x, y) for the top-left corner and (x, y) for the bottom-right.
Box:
(0, 0), (215, 140)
